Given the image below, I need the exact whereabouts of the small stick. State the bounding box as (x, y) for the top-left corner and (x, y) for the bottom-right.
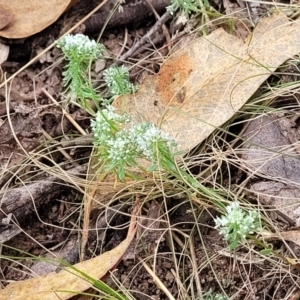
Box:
(116, 27), (129, 60)
(116, 11), (172, 64)
(42, 129), (79, 165)
(145, 0), (171, 52)
(189, 235), (203, 299)
(138, 255), (176, 300)
(42, 88), (87, 136)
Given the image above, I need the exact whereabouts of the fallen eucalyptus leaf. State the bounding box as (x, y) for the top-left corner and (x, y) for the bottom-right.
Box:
(0, 0), (79, 39)
(113, 14), (300, 153)
(0, 4), (14, 30)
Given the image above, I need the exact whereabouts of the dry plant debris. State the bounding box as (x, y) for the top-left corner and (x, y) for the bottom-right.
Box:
(2, 1), (300, 298)
(114, 13), (300, 153)
(0, 203), (139, 300)
(243, 114), (300, 225)
(0, 42), (9, 64)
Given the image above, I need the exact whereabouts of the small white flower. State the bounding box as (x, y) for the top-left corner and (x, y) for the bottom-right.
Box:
(103, 66), (137, 96)
(91, 105), (131, 145)
(130, 123), (177, 161)
(215, 202), (260, 249)
(91, 106), (179, 179)
(57, 34), (105, 59)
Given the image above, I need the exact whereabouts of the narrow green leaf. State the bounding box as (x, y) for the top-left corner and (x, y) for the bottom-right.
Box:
(259, 248), (272, 256)
(229, 239), (238, 250)
(147, 164), (158, 172)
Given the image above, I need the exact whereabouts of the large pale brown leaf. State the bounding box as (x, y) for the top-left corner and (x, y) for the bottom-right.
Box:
(113, 14), (300, 153)
(0, 4), (14, 30)
(0, 0), (78, 39)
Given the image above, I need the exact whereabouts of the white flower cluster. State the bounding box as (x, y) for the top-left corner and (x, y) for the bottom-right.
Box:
(91, 106), (177, 177)
(57, 34), (105, 59)
(200, 289), (228, 300)
(103, 66), (137, 96)
(131, 123), (177, 160)
(91, 105), (131, 145)
(106, 132), (135, 162)
(167, 0), (200, 16)
(215, 202), (260, 248)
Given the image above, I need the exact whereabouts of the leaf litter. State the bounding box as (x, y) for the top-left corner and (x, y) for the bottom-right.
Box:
(2, 9), (300, 300)
(81, 12), (300, 298)
(0, 202), (139, 300)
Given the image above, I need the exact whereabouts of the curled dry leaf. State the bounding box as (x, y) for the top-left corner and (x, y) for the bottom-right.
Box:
(113, 13), (300, 153)
(0, 0), (79, 39)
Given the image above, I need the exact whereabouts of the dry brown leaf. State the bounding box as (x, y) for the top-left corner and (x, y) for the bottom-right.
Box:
(279, 230), (300, 247)
(0, 4), (14, 30)
(113, 13), (300, 153)
(0, 0), (78, 39)
(0, 203), (138, 300)
(261, 230), (300, 249)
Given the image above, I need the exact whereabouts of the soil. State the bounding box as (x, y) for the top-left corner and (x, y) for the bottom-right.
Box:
(1, 0), (300, 300)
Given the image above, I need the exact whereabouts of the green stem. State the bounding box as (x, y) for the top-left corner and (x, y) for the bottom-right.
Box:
(247, 235), (300, 270)
(160, 152), (227, 211)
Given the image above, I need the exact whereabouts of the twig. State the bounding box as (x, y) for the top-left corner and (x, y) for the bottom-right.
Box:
(42, 129), (79, 166)
(0, 164), (87, 223)
(42, 88), (87, 136)
(116, 11), (172, 64)
(84, 0), (170, 32)
(189, 235), (202, 299)
(138, 256), (176, 300)
(116, 27), (128, 60)
(145, 0), (171, 52)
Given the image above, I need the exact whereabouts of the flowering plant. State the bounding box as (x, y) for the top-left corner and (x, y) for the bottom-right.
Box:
(91, 105), (177, 180)
(215, 202), (261, 249)
(57, 34), (106, 113)
(200, 289), (228, 300)
(167, 0), (200, 17)
(103, 65), (138, 97)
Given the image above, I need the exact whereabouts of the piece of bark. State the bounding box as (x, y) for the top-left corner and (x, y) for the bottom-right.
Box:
(0, 224), (22, 243)
(243, 114), (300, 226)
(242, 114), (300, 183)
(0, 164), (87, 224)
(83, 0), (170, 32)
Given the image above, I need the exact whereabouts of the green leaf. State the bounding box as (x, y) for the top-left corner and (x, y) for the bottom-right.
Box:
(118, 167), (125, 181)
(147, 164), (158, 172)
(259, 248), (272, 256)
(229, 239), (239, 250)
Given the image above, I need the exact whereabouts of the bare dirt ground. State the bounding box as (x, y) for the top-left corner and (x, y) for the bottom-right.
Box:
(1, 0), (300, 299)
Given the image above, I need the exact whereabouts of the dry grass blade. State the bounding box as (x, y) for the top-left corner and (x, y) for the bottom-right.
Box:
(42, 88), (87, 136)
(138, 256), (176, 300)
